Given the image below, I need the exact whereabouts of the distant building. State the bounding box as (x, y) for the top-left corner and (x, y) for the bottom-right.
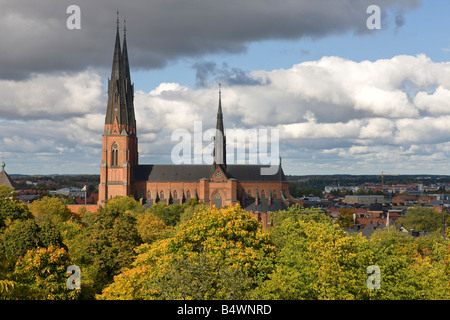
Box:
(343, 195), (384, 206)
(391, 194), (437, 206)
(324, 185), (360, 194)
(50, 187), (85, 199)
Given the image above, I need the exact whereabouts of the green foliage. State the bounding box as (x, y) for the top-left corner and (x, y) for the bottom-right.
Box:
(0, 186), (32, 230)
(104, 196), (145, 215)
(398, 206), (444, 233)
(98, 205), (276, 300)
(336, 208), (358, 228)
(136, 211), (172, 243)
(269, 204), (331, 227)
(155, 252), (255, 300)
(2, 220), (41, 258)
(75, 200), (142, 292)
(2, 219), (66, 261)
(28, 196), (72, 226)
(1, 188), (450, 300)
(368, 228), (450, 299)
(254, 218), (374, 299)
(178, 198), (208, 225)
(10, 246), (80, 300)
(147, 202), (184, 226)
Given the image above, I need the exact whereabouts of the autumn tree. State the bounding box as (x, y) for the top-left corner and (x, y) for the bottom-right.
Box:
(9, 246), (80, 300)
(336, 208), (358, 228)
(98, 204), (276, 300)
(147, 202), (184, 227)
(0, 186), (32, 231)
(73, 196), (143, 293)
(28, 196), (72, 226)
(253, 216), (374, 300)
(368, 228), (450, 299)
(136, 211), (172, 244)
(398, 206), (445, 234)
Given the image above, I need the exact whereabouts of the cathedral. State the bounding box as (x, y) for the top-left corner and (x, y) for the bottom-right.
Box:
(97, 19), (301, 227)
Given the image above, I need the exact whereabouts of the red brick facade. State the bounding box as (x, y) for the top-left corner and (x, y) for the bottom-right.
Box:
(96, 23), (302, 228)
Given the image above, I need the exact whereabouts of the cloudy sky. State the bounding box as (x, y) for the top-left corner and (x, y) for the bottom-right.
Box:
(1, 0), (449, 176)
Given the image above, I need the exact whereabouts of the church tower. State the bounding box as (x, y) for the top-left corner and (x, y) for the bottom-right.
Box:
(98, 14), (138, 205)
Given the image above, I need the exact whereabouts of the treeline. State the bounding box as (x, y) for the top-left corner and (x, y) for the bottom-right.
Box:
(1, 184), (450, 300)
(14, 175), (100, 192)
(287, 175), (450, 187)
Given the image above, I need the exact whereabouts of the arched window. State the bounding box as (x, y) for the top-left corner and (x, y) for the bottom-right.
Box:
(147, 191), (151, 199)
(261, 190), (265, 199)
(273, 190), (277, 199)
(186, 190), (191, 199)
(247, 190), (252, 198)
(173, 190), (178, 199)
(112, 142), (119, 166)
(214, 192), (222, 208)
(160, 190), (165, 199)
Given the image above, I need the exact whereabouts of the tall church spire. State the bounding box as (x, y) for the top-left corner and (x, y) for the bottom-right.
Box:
(122, 18), (136, 130)
(214, 85), (226, 167)
(98, 14), (139, 205)
(104, 12), (136, 135)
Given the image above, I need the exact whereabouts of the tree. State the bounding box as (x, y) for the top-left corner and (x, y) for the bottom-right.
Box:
(147, 202), (183, 226)
(2, 220), (66, 260)
(10, 246), (80, 300)
(178, 198), (208, 225)
(98, 204), (276, 300)
(269, 204), (331, 227)
(28, 196), (72, 226)
(253, 217), (374, 300)
(336, 208), (358, 228)
(75, 197), (143, 292)
(104, 196), (145, 215)
(398, 207), (444, 233)
(0, 186), (32, 230)
(136, 211), (172, 243)
(369, 228), (450, 299)
(2, 220), (41, 259)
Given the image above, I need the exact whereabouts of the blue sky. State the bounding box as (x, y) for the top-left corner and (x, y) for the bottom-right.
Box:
(0, 0), (449, 176)
(135, 0), (450, 91)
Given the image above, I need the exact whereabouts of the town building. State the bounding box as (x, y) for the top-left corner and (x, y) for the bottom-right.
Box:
(343, 195), (384, 206)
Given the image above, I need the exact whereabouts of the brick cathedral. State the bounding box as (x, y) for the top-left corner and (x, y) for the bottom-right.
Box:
(98, 20), (301, 227)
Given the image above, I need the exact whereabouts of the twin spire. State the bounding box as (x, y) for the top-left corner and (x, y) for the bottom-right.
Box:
(214, 84), (226, 168)
(105, 11), (136, 134)
(105, 13), (225, 168)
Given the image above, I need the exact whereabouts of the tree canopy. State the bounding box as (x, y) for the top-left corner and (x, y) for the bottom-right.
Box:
(1, 192), (449, 300)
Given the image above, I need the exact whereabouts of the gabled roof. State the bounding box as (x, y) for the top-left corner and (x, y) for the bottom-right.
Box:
(0, 170), (20, 190)
(243, 198), (288, 213)
(225, 164), (287, 182)
(134, 165), (215, 182)
(133, 164), (287, 182)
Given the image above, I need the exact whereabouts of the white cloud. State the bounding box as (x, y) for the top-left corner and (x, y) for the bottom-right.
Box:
(0, 70), (104, 120)
(414, 86), (450, 115)
(1, 53), (450, 174)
